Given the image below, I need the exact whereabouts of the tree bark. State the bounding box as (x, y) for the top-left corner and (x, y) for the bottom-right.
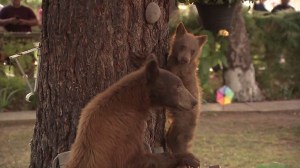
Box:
(224, 3), (264, 102)
(30, 0), (169, 167)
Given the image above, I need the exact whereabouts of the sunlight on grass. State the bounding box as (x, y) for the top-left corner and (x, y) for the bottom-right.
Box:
(194, 112), (300, 168)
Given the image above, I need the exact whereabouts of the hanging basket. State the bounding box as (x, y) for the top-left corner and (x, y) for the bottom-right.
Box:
(195, 3), (235, 34)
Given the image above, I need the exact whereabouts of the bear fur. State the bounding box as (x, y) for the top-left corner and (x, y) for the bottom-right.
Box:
(66, 55), (200, 168)
(166, 23), (208, 154)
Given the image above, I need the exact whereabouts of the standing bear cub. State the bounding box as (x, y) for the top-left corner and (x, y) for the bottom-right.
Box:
(66, 55), (200, 168)
(166, 23), (207, 154)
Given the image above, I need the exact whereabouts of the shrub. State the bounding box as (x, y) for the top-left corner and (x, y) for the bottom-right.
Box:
(245, 11), (300, 100)
(0, 87), (20, 112)
(0, 76), (36, 111)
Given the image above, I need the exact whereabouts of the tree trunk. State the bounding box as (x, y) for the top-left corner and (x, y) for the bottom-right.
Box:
(224, 3), (264, 102)
(29, 0), (169, 167)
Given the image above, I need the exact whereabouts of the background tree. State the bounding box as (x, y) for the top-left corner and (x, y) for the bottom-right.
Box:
(224, 3), (264, 102)
(29, 0), (169, 167)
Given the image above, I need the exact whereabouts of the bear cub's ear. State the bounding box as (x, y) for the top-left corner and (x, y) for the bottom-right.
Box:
(175, 22), (187, 37)
(145, 54), (159, 84)
(197, 35), (208, 46)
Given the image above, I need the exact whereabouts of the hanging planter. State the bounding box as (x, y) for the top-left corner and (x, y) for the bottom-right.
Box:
(195, 3), (235, 33)
(178, 0), (254, 33)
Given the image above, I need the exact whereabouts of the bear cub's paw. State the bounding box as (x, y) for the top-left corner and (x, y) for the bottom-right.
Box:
(175, 153), (200, 168)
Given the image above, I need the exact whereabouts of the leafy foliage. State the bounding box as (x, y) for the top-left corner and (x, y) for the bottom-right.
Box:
(245, 11), (300, 100)
(0, 34), (39, 111)
(0, 33), (38, 78)
(178, 0), (254, 5)
(197, 31), (229, 102)
(0, 0), (10, 5)
(0, 77), (24, 112)
(0, 0), (42, 8)
(0, 87), (20, 112)
(0, 76), (37, 111)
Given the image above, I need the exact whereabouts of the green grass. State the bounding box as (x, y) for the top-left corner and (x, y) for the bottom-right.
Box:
(0, 124), (33, 168)
(194, 112), (300, 168)
(0, 112), (299, 168)
(256, 163), (290, 168)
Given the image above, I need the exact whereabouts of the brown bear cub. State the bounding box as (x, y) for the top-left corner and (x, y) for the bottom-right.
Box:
(66, 55), (200, 168)
(166, 23), (207, 154)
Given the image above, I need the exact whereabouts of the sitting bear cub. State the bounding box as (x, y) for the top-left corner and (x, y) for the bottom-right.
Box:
(66, 55), (200, 168)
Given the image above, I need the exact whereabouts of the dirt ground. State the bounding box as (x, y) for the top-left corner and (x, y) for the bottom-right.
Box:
(0, 111), (299, 168)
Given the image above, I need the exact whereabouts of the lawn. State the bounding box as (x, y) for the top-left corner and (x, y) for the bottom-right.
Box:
(0, 111), (299, 168)
(194, 112), (300, 168)
(0, 124), (32, 168)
